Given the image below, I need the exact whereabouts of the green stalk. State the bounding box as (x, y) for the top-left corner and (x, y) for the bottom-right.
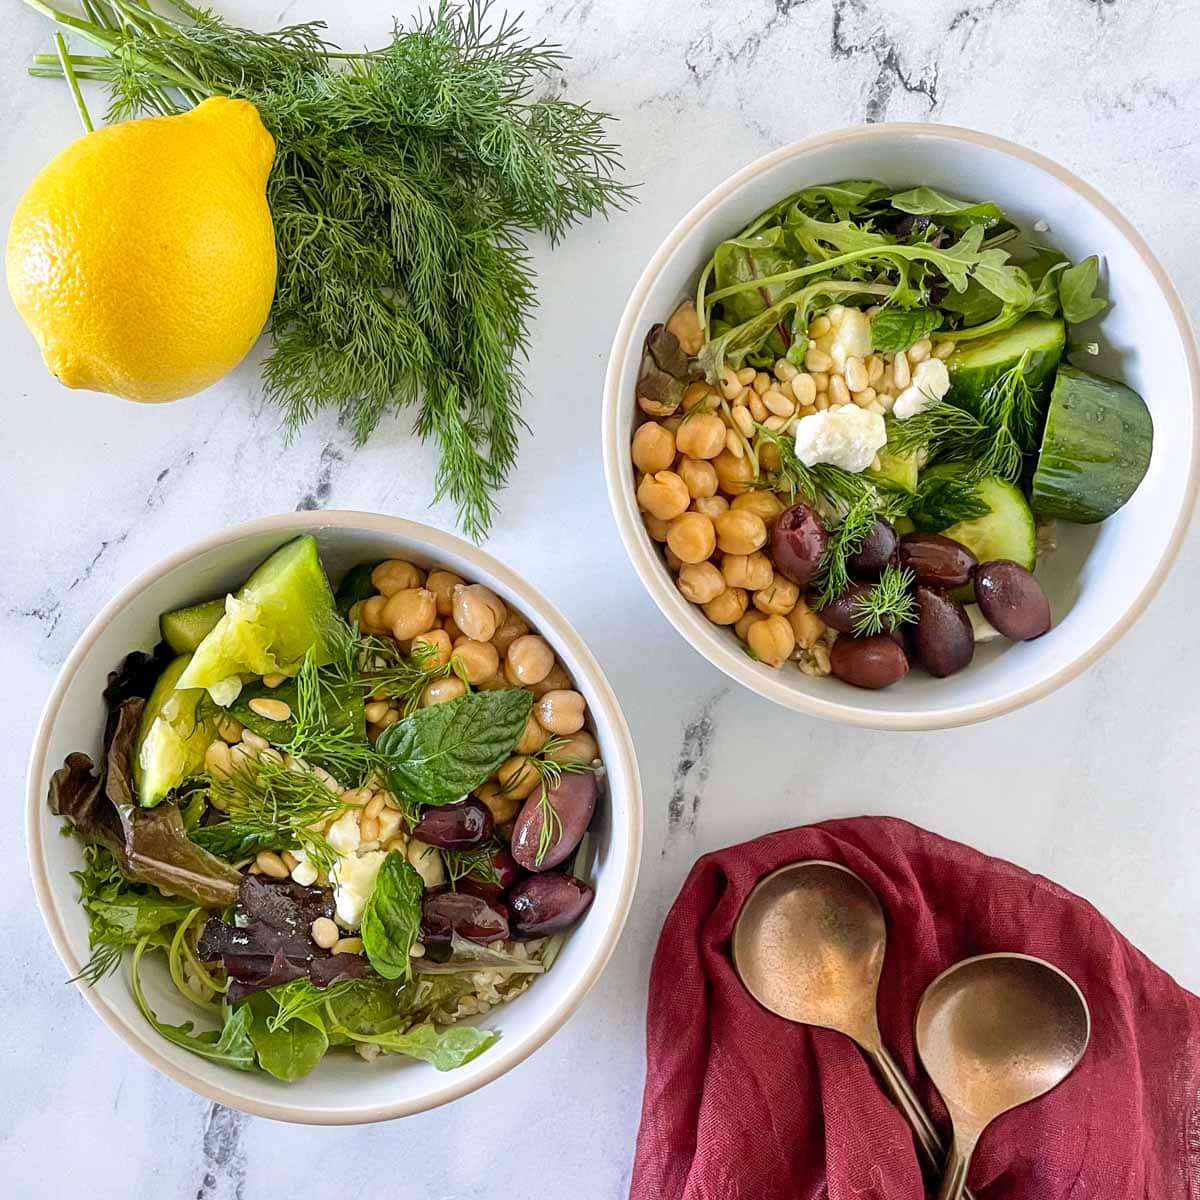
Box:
(53, 32), (93, 131)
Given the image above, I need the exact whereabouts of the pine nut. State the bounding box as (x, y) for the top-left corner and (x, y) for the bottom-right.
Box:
(360, 816), (380, 843)
(732, 387), (751, 407)
(248, 697), (292, 722)
(262, 673), (287, 688)
(259, 747), (284, 767)
(792, 373), (817, 406)
(763, 415), (786, 432)
(805, 347), (833, 373)
(216, 717), (243, 743)
(281, 850), (299, 869)
(892, 352), (911, 389)
(291, 860), (319, 886)
(829, 374), (851, 407)
(204, 740), (233, 778)
(736, 366), (757, 385)
(774, 358), (799, 382)
(867, 354), (884, 384)
(908, 338), (932, 363)
(866, 305), (881, 318)
(852, 386), (877, 408)
(809, 315), (831, 338)
(844, 357), (869, 393)
(241, 729), (269, 751)
(752, 371), (771, 395)
(871, 454), (883, 472)
(934, 340), (956, 359)
(311, 917), (339, 949)
(763, 391), (794, 418)
(724, 429), (745, 458)
(255, 851), (289, 879)
(811, 371), (829, 392)
(731, 405), (754, 438)
(815, 393), (830, 411)
(332, 937), (364, 956)
(748, 394), (768, 422)
(878, 392), (896, 412)
(720, 367), (741, 400)
(409, 942), (426, 959)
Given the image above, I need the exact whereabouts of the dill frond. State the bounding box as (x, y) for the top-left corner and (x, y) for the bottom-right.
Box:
(851, 565), (918, 636)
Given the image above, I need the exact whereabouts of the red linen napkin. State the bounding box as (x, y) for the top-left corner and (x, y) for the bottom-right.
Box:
(630, 816), (1200, 1200)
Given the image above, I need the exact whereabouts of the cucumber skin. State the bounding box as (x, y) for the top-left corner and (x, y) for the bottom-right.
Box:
(1031, 365), (1153, 524)
(160, 597), (225, 654)
(947, 317), (1065, 416)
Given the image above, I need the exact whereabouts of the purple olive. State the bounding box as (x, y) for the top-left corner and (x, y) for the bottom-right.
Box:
(508, 874), (595, 937)
(847, 518), (898, 580)
(975, 560), (1051, 641)
(817, 581), (874, 635)
(511, 771), (597, 872)
(913, 586), (975, 677)
(829, 635), (909, 689)
(455, 846), (525, 907)
(899, 533), (978, 590)
(412, 798), (493, 849)
(771, 503), (828, 587)
(421, 891), (509, 944)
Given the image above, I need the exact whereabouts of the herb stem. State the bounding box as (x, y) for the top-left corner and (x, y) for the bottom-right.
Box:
(53, 32), (94, 132)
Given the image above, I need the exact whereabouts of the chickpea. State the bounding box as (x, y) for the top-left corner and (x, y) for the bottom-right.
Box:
(677, 457), (718, 500)
(713, 509), (767, 555)
(476, 779), (520, 824)
(420, 676), (467, 706)
(411, 628), (452, 669)
(735, 610), (767, 642)
(544, 730), (599, 765)
(643, 512), (670, 542)
(637, 469), (690, 521)
(632, 421), (676, 473)
(691, 495), (730, 520)
(383, 587), (437, 640)
(666, 511), (716, 565)
(702, 587), (748, 625)
(451, 638), (500, 684)
(426, 568), (464, 617)
(747, 613), (796, 667)
(713, 448), (754, 496)
(531, 661), (572, 698)
(677, 561), (725, 604)
(358, 594), (388, 634)
(681, 381), (716, 412)
(535, 689), (586, 736)
(442, 616), (463, 643)
(496, 755), (540, 800)
(476, 673), (511, 691)
(732, 490), (785, 526)
(371, 559), (424, 595)
(753, 577), (800, 615)
(667, 302), (705, 356)
(505, 634), (555, 686)
(516, 713), (551, 755)
(452, 583), (507, 642)
(722, 551), (774, 591)
(675, 412), (726, 460)
(664, 546), (684, 573)
(491, 611), (531, 656)
(788, 602), (826, 649)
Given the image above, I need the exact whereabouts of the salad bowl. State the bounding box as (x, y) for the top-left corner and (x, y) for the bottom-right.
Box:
(26, 511), (642, 1123)
(603, 123), (1200, 729)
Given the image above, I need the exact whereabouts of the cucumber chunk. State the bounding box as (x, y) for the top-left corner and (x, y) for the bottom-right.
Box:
(1031, 364), (1152, 523)
(177, 535), (338, 700)
(160, 597), (225, 654)
(868, 433), (919, 493)
(947, 316), (1065, 415)
(133, 654), (212, 806)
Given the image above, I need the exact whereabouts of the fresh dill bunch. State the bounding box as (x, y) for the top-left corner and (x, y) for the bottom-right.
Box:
(978, 350), (1038, 454)
(353, 633), (468, 715)
(24, 0), (633, 539)
(851, 565), (918, 637)
(813, 493), (879, 609)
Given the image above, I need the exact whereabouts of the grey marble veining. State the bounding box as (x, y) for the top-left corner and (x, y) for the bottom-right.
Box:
(3, 1), (1199, 1196)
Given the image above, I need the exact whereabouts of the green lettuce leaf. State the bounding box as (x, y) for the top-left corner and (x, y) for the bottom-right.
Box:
(1058, 255), (1108, 324)
(335, 1021), (498, 1071)
(246, 993), (328, 1082)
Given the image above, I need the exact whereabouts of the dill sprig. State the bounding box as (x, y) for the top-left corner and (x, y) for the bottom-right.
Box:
(22, 0), (633, 539)
(813, 494), (879, 609)
(353, 634), (468, 716)
(443, 845), (501, 886)
(506, 742), (594, 866)
(851, 565), (918, 636)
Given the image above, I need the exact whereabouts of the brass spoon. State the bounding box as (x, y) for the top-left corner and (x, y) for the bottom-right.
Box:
(916, 953), (1091, 1200)
(731, 861), (966, 1188)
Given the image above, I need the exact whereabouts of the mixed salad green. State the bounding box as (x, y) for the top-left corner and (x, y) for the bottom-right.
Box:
(50, 535), (600, 1080)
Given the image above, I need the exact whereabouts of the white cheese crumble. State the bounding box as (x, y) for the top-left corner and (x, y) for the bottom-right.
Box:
(333, 849), (388, 926)
(407, 838), (447, 888)
(828, 307), (872, 368)
(965, 604), (1002, 644)
(327, 809), (362, 855)
(794, 404), (887, 473)
(893, 358), (951, 421)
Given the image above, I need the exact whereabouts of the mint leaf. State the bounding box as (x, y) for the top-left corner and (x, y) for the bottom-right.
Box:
(376, 688), (532, 806)
(337, 1021), (499, 1071)
(360, 851), (424, 981)
(1058, 255), (1108, 325)
(870, 307), (942, 353)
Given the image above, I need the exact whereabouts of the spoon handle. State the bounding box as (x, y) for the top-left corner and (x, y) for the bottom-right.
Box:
(869, 1046), (976, 1200)
(935, 1138), (972, 1200)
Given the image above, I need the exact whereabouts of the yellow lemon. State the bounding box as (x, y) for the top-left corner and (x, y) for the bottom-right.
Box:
(6, 97), (277, 403)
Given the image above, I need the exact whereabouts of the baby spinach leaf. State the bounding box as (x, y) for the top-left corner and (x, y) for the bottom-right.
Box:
(888, 186), (1005, 230)
(361, 851), (424, 981)
(246, 993), (328, 1081)
(712, 226), (800, 328)
(325, 977), (414, 1036)
(870, 307), (942, 353)
(376, 688), (532, 807)
(1058, 255), (1108, 324)
(334, 1021), (499, 1071)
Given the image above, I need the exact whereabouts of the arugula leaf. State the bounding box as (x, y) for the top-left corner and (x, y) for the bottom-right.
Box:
(1028, 260), (1068, 317)
(712, 226), (802, 329)
(334, 1021), (498, 1071)
(376, 689), (532, 807)
(870, 307), (942, 353)
(246, 993), (328, 1082)
(266, 978), (358, 1032)
(786, 210), (893, 262)
(789, 180), (890, 220)
(130, 939), (256, 1071)
(360, 851), (425, 981)
(1058, 255), (1108, 324)
(888, 186), (1005, 230)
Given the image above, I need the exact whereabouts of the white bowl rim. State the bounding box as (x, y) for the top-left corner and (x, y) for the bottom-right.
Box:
(25, 510), (644, 1124)
(603, 121), (1200, 730)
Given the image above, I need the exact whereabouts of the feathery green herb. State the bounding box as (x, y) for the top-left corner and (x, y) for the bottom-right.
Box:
(514, 742), (594, 866)
(851, 566), (918, 636)
(443, 844), (501, 886)
(22, 0), (632, 538)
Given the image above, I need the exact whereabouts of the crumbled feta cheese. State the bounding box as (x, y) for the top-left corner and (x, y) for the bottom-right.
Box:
(832, 307), (871, 360)
(289, 847), (320, 887)
(327, 809), (362, 855)
(965, 603), (1002, 644)
(794, 405), (887, 473)
(407, 838), (447, 888)
(333, 849), (387, 926)
(893, 358), (951, 421)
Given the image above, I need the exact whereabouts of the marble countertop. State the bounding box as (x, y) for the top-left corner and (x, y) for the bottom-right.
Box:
(3, 0), (1199, 1195)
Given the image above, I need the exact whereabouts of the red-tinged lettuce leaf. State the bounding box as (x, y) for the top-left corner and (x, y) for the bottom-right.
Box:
(50, 699), (240, 908)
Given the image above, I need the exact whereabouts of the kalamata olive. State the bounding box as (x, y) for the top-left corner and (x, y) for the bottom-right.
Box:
(913, 586), (975, 677)
(771, 502), (828, 586)
(412, 797), (493, 849)
(829, 635), (909, 689)
(817, 581), (874, 635)
(847, 518), (898, 580)
(511, 770), (597, 872)
(508, 873), (595, 937)
(975, 560), (1052, 641)
(899, 533), (978, 590)
(457, 846), (525, 906)
(421, 890), (509, 944)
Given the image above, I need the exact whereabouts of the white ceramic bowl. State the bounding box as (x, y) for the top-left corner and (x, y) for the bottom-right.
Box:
(604, 123), (1200, 729)
(26, 511), (642, 1123)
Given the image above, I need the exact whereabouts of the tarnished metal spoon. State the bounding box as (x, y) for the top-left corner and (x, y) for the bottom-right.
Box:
(916, 953), (1090, 1200)
(731, 861), (966, 1188)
